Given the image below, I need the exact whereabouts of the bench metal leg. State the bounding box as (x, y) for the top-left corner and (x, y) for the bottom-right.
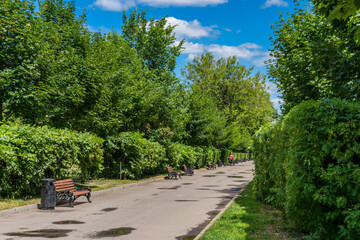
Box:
(87, 193), (92, 203)
(69, 192), (74, 208)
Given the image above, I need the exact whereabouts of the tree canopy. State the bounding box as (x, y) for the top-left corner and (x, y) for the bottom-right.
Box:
(183, 52), (275, 150)
(0, 0), (275, 155)
(312, 0), (360, 44)
(267, 3), (360, 114)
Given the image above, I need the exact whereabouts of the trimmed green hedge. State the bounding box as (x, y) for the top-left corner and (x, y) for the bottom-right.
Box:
(0, 123), (104, 198)
(201, 146), (220, 168)
(166, 143), (197, 169)
(104, 132), (166, 179)
(165, 143), (221, 170)
(253, 99), (360, 239)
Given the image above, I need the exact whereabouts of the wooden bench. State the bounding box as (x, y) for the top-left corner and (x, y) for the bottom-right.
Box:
(166, 166), (182, 180)
(208, 162), (216, 170)
(183, 165), (194, 176)
(54, 179), (91, 207)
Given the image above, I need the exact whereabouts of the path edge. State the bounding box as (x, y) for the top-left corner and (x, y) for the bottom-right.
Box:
(193, 180), (251, 240)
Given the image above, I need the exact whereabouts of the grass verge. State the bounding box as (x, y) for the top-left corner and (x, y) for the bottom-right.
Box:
(0, 174), (166, 211)
(199, 181), (303, 240)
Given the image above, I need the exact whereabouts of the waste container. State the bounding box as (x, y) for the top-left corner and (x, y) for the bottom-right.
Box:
(40, 178), (56, 210)
(188, 163), (194, 174)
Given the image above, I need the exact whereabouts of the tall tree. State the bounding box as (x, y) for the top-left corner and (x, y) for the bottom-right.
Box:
(183, 52), (275, 150)
(121, 9), (184, 75)
(312, 0), (360, 43)
(267, 4), (360, 114)
(186, 85), (226, 147)
(0, 0), (36, 123)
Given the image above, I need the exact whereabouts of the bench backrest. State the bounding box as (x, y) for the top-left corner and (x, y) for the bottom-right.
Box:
(54, 179), (76, 192)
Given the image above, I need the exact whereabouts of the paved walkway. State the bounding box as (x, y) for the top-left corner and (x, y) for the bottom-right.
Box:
(0, 161), (254, 240)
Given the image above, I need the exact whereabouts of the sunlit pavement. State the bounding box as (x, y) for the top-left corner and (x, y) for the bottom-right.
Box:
(0, 161), (254, 240)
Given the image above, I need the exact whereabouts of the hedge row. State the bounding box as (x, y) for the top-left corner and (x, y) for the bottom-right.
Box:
(166, 144), (221, 170)
(104, 132), (223, 179)
(0, 123), (104, 198)
(1, 123), (231, 197)
(252, 99), (360, 239)
(104, 132), (166, 179)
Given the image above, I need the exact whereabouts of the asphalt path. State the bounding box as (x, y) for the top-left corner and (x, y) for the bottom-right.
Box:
(0, 161), (254, 240)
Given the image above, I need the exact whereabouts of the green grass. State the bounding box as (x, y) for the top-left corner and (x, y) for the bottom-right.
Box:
(199, 181), (303, 240)
(0, 174), (166, 211)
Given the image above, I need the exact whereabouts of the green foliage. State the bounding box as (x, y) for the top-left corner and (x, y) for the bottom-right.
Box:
(0, 122), (104, 198)
(268, 4), (360, 114)
(121, 9), (184, 73)
(252, 123), (286, 210)
(199, 181), (302, 240)
(312, 0), (360, 44)
(183, 52), (275, 150)
(0, 0), (255, 199)
(104, 132), (166, 179)
(186, 86), (226, 147)
(0, 0), (94, 125)
(253, 99), (360, 239)
(202, 146), (220, 168)
(166, 143), (198, 169)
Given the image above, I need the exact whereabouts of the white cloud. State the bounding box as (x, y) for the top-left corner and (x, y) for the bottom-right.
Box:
(140, 0), (227, 7)
(252, 51), (274, 67)
(93, 0), (227, 11)
(224, 28), (232, 32)
(93, 0), (135, 11)
(207, 44), (263, 60)
(262, 0), (288, 8)
(181, 41), (205, 54)
(166, 17), (219, 40)
(266, 82), (279, 95)
(271, 98), (284, 108)
(180, 41), (267, 61)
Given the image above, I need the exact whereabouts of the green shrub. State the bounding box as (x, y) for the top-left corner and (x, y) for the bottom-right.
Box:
(104, 132), (166, 179)
(221, 148), (231, 163)
(0, 122), (104, 198)
(202, 147), (215, 166)
(194, 147), (205, 169)
(253, 99), (360, 239)
(166, 143), (197, 169)
(252, 122), (286, 209)
(213, 147), (221, 163)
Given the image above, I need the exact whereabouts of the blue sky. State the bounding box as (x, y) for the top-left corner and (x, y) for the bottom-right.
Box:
(72, 0), (305, 111)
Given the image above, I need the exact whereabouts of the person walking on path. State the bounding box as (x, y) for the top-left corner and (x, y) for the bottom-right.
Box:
(229, 153), (234, 166)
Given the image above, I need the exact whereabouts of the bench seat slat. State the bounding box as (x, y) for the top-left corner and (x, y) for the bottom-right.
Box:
(73, 190), (90, 196)
(56, 187), (76, 191)
(54, 184), (75, 188)
(54, 178), (91, 207)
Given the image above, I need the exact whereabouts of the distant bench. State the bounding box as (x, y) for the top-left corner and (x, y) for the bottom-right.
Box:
(54, 179), (91, 207)
(166, 166), (182, 180)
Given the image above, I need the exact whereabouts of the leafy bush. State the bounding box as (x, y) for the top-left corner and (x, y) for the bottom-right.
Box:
(166, 143), (198, 169)
(221, 148), (231, 164)
(104, 132), (166, 179)
(0, 123), (104, 198)
(194, 147), (205, 169)
(253, 99), (360, 239)
(252, 123), (286, 209)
